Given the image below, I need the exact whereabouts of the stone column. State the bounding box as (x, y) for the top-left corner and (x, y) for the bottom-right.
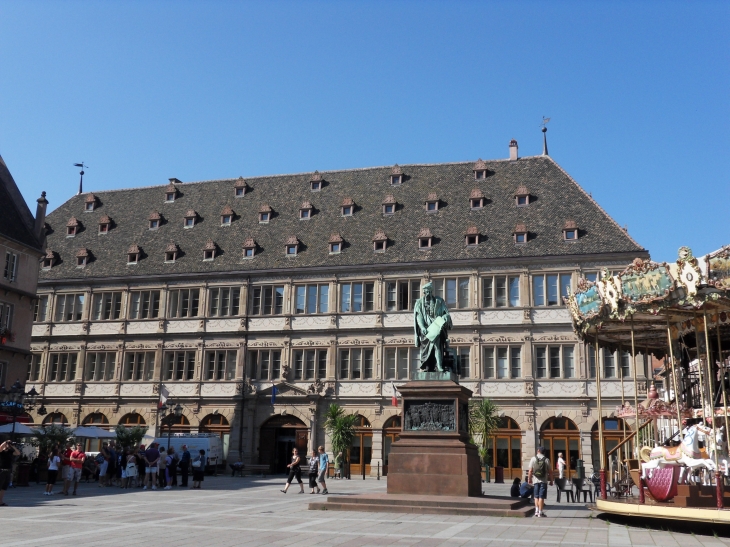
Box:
(308, 405), (317, 455)
(522, 407), (537, 471)
(370, 427), (384, 477)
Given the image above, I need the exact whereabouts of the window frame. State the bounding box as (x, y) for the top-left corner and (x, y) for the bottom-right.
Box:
(249, 349), (282, 380)
(339, 347), (374, 380)
(91, 291), (123, 321)
(85, 352), (117, 382)
(385, 279), (421, 312)
(532, 273), (572, 307)
(54, 293), (85, 322)
(204, 350), (237, 381)
(250, 285), (285, 316)
(163, 350), (197, 381)
(48, 352), (78, 382)
(4, 251), (18, 282)
(208, 286), (241, 317)
(167, 288), (201, 318)
(384, 346), (420, 380)
(294, 284), (329, 315)
(34, 295), (49, 322)
(128, 290), (160, 320)
(534, 345), (576, 379)
(433, 277), (470, 309)
(293, 349), (327, 381)
(124, 351), (155, 381)
(339, 282), (375, 313)
(483, 346), (522, 379)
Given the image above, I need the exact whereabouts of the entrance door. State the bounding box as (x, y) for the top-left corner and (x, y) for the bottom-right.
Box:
(485, 417), (522, 480)
(258, 415), (308, 474)
(382, 416), (401, 477)
(348, 416), (372, 477)
(541, 417), (581, 479)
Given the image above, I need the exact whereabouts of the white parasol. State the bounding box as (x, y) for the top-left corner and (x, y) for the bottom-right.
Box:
(71, 426), (117, 439)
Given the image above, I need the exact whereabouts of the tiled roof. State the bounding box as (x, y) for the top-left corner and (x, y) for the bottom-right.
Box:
(473, 159), (488, 170)
(0, 155), (43, 250)
(39, 156), (646, 280)
(66, 217), (80, 227)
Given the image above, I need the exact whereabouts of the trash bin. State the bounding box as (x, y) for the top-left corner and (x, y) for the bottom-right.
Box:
(15, 462), (31, 487)
(484, 465), (490, 483)
(495, 466), (504, 483)
(575, 459), (585, 480)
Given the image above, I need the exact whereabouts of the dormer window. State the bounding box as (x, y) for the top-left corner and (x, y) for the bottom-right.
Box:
(242, 238), (256, 259)
(372, 229), (387, 253)
(221, 215), (232, 226)
(515, 186), (530, 206)
(127, 244), (141, 265)
(425, 193), (439, 213)
(84, 194), (96, 212)
(164, 181), (178, 203)
(341, 198), (354, 217)
(66, 217), (80, 237)
(42, 250), (55, 270)
(285, 236), (299, 256)
(149, 212), (161, 230)
(165, 242), (179, 263)
(390, 165), (403, 185)
(310, 171), (322, 191)
(76, 248), (89, 267)
(382, 195), (396, 215)
(473, 159), (488, 180)
(470, 189), (485, 209)
(514, 224), (528, 244)
(329, 234), (343, 254)
(418, 227), (433, 250)
(299, 201), (313, 220)
(563, 220), (579, 241)
(202, 239), (216, 261)
(464, 226), (479, 247)
(98, 215), (111, 234)
(166, 191), (176, 202)
(475, 170), (486, 180)
(183, 210), (197, 228)
(221, 205), (234, 226)
(259, 204), (272, 223)
(234, 177), (248, 197)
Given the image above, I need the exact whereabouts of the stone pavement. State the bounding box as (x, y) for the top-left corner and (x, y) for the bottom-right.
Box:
(0, 475), (728, 546)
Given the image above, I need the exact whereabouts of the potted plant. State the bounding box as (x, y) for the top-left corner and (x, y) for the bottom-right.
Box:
(324, 404), (358, 479)
(469, 398), (500, 483)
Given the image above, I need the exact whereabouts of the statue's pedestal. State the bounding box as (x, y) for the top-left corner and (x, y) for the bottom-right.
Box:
(387, 380), (482, 497)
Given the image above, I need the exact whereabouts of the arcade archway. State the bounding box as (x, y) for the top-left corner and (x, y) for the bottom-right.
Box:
(382, 415), (401, 476)
(258, 414), (308, 474)
(540, 416), (580, 479)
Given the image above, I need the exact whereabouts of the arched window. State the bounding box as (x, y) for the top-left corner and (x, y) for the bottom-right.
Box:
(200, 414), (231, 461)
(591, 418), (632, 472)
(42, 412), (69, 425)
(83, 412), (109, 425)
(383, 416), (401, 430)
(350, 416), (373, 476)
(484, 416), (522, 481)
(540, 416), (580, 479)
(119, 413), (146, 426)
(383, 416), (402, 477)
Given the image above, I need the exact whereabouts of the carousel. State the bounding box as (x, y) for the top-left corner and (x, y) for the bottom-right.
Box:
(566, 244), (730, 523)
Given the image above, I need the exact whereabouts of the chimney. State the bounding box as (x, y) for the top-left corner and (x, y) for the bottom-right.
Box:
(509, 139), (518, 161)
(34, 191), (48, 244)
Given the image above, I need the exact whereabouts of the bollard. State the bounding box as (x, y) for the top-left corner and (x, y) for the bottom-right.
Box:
(377, 462), (380, 480)
(363, 462), (366, 480)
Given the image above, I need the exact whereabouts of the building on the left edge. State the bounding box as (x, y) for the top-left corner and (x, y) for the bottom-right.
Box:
(0, 155), (47, 403)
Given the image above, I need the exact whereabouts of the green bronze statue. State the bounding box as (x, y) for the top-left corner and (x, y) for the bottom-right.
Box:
(413, 281), (453, 372)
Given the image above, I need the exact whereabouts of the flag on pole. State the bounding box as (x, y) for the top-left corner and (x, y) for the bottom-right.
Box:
(391, 381), (398, 407)
(271, 383), (277, 405)
(158, 384), (169, 408)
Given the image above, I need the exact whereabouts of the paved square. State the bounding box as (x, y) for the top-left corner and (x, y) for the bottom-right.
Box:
(0, 476), (728, 546)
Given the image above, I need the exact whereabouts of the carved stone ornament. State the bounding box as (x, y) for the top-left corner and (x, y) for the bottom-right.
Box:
(525, 382), (534, 395)
(526, 414), (534, 431)
(403, 401), (455, 432)
(307, 378), (325, 395)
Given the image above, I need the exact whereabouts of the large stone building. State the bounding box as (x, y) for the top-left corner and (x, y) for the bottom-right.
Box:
(0, 155), (46, 406)
(29, 143), (651, 477)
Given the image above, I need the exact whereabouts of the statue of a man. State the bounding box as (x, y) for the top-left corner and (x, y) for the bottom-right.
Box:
(413, 281), (452, 372)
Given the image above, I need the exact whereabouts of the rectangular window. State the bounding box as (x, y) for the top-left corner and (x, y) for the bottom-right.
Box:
(482, 278), (493, 308)
(457, 347), (471, 379)
(340, 282), (374, 313)
(27, 354), (41, 382)
(294, 284), (329, 314)
(535, 347), (547, 379)
(250, 285), (285, 315)
(129, 290), (161, 319)
(339, 348), (373, 379)
(34, 295), (49, 322)
(249, 349), (281, 381)
(292, 349), (327, 380)
(536, 345), (576, 379)
(385, 280), (420, 311)
(164, 351), (196, 381)
(168, 288), (200, 318)
(483, 347), (494, 378)
(48, 353), (78, 382)
(620, 351), (632, 378)
(0, 302), (13, 331)
(563, 346), (575, 378)
(86, 352), (116, 381)
(510, 347), (521, 378)
(532, 276), (545, 307)
(54, 293), (85, 322)
(496, 347), (508, 379)
(585, 272), (598, 283)
(91, 292), (123, 321)
(205, 350), (237, 381)
(208, 287), (241, 317)
(604, 350), (616, 379)
(532, 273), (572, 306)
(3, 252), (18, 282)
(483, 346), (522, 379)
(508, 276), (520, 307)
(434, 278), (470, 309)
(385, 347), (420, 380)
(549, 347), (561, 378)
(124, 352), (155, 381)
(495, 277), (507, 307)
(588, 345), (596, 378)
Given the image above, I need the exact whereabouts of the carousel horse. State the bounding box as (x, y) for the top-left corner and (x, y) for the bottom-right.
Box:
(640, 424), (716, 485)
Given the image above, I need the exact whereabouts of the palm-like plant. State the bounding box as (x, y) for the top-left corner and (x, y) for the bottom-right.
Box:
(324, 403), (358, 458)
(469, 398), (501, 466)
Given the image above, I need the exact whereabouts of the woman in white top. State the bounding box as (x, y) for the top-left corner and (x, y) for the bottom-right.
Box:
(557, 452), (566, 479)
(45, 447), (61, 495)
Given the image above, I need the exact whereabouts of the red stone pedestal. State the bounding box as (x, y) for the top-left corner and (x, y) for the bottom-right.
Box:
(386, 380), (482, 498)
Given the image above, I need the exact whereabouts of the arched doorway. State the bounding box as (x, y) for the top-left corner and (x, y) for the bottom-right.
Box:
(82, 413), (109, 452)
(258, 414), (308, 474)
(119, 413), (146, 426)
(42, 412), (69, 425)
(540, 417), (580, 479)
(485, 417), (522, 480)
(349, 416), (372, 476)
(382, 416), (401, 476)
(591, 418), (631, 473)
(200, 414), (231, 462)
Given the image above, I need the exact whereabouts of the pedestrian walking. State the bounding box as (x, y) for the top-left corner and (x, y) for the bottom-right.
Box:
(317, 446), (329, 494)
(60, 441), (73, 495)
(0, 440), (20, 506)
(179, 444), (191, 487)
(68, 443), (86, 496)
(280, 448), (304, 494)
(527, 446), (554, 518)
(45, 447), (61, 495)
(191, 449), (206, 489)
(308, 450), (319, 494)
(556, 452), (566, 479)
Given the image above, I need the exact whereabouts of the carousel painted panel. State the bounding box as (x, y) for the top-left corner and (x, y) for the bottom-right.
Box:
(618, 258), (675, 306)
(706, 245), (730, 290)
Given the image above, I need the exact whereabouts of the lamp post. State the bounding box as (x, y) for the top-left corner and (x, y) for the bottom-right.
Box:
(161, 403), (183, 450)
(0, 380), (44, 441)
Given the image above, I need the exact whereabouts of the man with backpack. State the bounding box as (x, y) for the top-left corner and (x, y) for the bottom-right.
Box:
(527, 446), (554, 517)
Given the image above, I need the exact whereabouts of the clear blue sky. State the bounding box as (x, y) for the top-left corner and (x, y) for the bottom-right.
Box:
(1, 1), (728, 262)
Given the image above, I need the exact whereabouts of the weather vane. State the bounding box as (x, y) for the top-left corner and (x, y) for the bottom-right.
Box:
(540, 117), (550, 156)
(74, 162), (88, 195)
(540, 116), (551, 130)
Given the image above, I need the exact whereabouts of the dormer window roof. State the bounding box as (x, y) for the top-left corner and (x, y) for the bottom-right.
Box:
(84, 194), (97, 211)
(470, 188), (485, 209)
(418, 227), (433, 250)
(329, 233), (344, 254)
(341, 198), (354, 216)
(465, 225), (480, 247)
(202, 239), (217, 261)
(259, 204), (272, 223)
(183, 209), (197, 228)
(165, 242), (180, 263)
(164, 182), (178, 202)
(372, 229), (388, 252)
(98, 215), (111, 234)
(299, 201), (313, 219)
(127, 244), (141, 265)
(390, 164), (403, 185)
(148, 211), (161, 230)
(382, 194), (397, 215)
(42, 249), (55, 269)
(234, 177), (249, 197)
(66, 217), (80, 237)
(242, 237), (257, 259)
(425, 192), (439, 213)
(76, 247), (90, 267)
(515, 185), (531, 206)
(473, 159), (488, 179)
(285, 235), (299, 256)
(310, 171), (323, 191)
(513, 223), (528, 244)
(563, 220), (579, 241)
(221, 205), (234, 226)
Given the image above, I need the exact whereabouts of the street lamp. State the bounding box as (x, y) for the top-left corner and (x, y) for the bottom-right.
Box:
(0, 380), (42, 441)
(161, 402), (184, 449)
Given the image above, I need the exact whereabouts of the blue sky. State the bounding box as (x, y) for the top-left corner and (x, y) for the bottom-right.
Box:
(1, 1), (727, 262)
